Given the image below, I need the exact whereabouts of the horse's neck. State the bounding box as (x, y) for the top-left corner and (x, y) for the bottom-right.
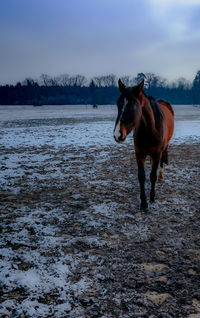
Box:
(139, 98), (156, 132)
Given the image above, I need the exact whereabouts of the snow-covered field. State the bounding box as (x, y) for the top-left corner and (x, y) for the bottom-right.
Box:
(0, 105), (200, 317)
(0, 105), (200, 147)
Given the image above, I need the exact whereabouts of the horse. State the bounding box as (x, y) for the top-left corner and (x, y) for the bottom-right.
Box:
(113, 79), (174, 210)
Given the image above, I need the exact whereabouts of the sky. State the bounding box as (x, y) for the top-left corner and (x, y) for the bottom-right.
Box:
(0, 0), (200, 85)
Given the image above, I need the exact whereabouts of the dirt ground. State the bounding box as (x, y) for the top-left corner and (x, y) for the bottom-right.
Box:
(0, 139), (200, 317)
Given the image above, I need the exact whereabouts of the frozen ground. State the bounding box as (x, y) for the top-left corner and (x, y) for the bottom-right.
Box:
(0, 105), (200, 317)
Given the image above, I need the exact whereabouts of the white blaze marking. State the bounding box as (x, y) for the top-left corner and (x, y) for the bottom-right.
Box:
(114, 120), (121, 139)
(114, 98), (127, 140)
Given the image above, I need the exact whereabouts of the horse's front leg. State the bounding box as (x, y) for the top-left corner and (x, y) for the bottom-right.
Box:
(136, 155), (148, 210)
(150, 156), (160, 203)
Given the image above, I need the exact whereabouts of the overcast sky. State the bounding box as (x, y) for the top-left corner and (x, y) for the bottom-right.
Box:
(0, 0), (200, 85)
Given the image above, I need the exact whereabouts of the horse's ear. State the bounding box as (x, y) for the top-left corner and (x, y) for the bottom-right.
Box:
(118, 78), (126, 92)
(137, 79), (144, 92)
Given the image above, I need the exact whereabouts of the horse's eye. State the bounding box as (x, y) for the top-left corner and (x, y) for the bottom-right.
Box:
(130, 102), (137, 110)
(126, 103), (133, 111)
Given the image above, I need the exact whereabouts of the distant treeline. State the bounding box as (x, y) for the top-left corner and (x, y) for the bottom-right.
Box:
(0, 71), (200, 105)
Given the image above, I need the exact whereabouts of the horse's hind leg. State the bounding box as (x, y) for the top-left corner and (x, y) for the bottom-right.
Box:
(159, 149), (168, 180)
(162, 149), (168, 164)
(136, 155), (148, 210)
(159, 158), (164, 180)
(150, 156), (160, 203)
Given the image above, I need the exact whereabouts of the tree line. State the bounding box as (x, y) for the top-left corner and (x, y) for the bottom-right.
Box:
(0, 71), (200, 105)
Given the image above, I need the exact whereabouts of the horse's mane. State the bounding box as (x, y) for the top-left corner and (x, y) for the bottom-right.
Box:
(146, 96), (163, 129)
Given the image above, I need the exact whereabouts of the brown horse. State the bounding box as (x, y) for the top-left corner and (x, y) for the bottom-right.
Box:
(114, 79), (174, 210)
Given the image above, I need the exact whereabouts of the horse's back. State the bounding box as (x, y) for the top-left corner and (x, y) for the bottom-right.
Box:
(158, 100), (174, 116)
(158, 100), (174, 145)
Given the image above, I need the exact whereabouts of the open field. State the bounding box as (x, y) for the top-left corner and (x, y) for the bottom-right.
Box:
(0, 104), (200, 121)
(0, 105), (200, 317)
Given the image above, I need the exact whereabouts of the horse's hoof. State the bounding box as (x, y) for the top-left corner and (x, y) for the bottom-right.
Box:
(150, 194), (155, 203)
(140, 203), (148, 211)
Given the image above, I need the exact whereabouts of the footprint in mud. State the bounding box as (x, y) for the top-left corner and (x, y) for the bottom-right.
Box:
(141, 262), (171, 304)
(143, 291), (172, 306)
(188, 299), (200, 318)
(140, 262), (169, 284)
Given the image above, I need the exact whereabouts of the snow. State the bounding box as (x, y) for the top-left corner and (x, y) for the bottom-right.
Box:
(0, 104), (199, 317)
(172, 120), (200, 144)
(0, 105), (199, 151)
(0, 104), (115, 121)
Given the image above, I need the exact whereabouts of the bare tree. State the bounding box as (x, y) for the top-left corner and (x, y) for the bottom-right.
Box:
(50, 77), (59, 86)
(156, 76), (167, 88)
(145, 73), (157, 89)
(92, 74), (117, 87)
(40, 74), (53, 86)
(135, 72), (146, 84)
(176, 77), (191, 89)
(193, 70), (200, 88)
(57, 74), (70, 86)
(67, 75), (87, 87)
(168, 77), (191, 89)
(129, 77), (137, 86)
(92, 76), (104, 87)
(89, 80), (96, 88)
(103, 74), (117, 87)
(74, 74), (87, 87)
(22, 78), (38, 86)
(39, 74), (59, 86)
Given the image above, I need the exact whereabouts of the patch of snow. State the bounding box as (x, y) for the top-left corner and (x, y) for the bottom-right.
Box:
(0, 105), (199, 317)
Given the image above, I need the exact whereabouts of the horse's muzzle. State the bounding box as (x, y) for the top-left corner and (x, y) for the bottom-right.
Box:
(114, 133), (126, 143)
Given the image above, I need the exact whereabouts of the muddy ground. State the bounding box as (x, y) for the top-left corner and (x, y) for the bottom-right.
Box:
(0, 140), (200, 317)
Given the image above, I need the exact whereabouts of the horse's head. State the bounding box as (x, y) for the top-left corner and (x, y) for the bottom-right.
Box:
(113, 79), (144, 143)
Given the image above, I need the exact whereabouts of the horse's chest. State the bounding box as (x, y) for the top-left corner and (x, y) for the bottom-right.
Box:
(134, 131), (162, 154)
(135, 131), (156, 146)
